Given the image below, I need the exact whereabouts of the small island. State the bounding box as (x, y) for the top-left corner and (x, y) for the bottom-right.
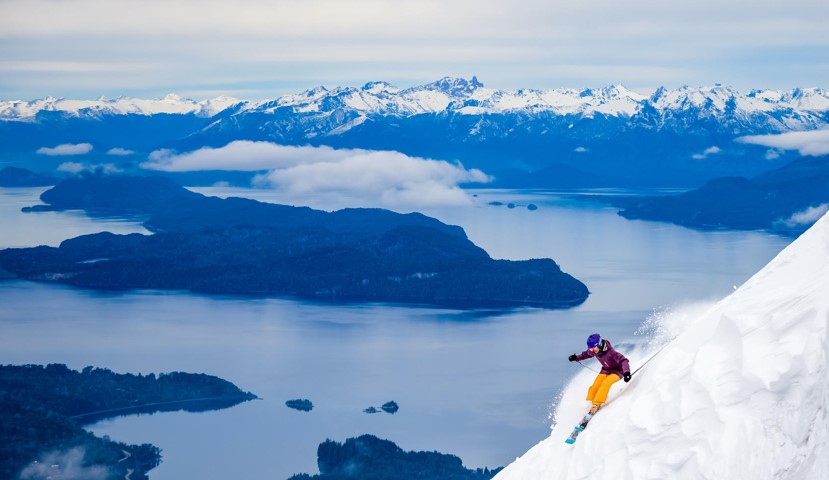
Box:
(381, 401), (399, 414)
(0, 174), (590, 309)
(0, 363), (256, 480)
(286, 399), (314, 412)
(364, 401), (399, 414)
(288, 434), (502, 480)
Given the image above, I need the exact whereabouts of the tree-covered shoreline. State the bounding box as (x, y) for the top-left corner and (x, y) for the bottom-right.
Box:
(0, 363), (256, 480)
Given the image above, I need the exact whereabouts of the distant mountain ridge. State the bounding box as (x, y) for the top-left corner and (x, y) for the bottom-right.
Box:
(0, 94), (241, 120)
(3, 78), (829, 188)
(4, 78), (828, 126)
(6, 77), (829, 125)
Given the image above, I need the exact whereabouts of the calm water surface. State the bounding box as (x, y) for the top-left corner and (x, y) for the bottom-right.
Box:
(0, 187), (790, 479)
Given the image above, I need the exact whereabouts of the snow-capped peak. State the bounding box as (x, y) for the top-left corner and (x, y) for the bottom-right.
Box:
(785, 87), (829, 112)
(0, 94), (243, 121)
(304, 86), (328, 97)
(361, 81), (399, 95)
(416, 76), (484, 97)
(495, 210), (829, 479)
(649, 84), (740, 111)
(598, 84), (642, 100)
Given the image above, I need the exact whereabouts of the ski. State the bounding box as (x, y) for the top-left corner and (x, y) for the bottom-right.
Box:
(564, 407), (598, 444)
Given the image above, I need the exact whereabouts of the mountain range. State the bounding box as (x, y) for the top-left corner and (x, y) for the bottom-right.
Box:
(2, 78), (828, 188)
(4, 78), (827, 128)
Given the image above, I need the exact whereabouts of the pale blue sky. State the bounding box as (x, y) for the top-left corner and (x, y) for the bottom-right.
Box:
(1, 0), (828, 100)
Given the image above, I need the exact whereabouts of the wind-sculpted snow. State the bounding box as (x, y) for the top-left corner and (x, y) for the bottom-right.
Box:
(496, 211), (829, 479)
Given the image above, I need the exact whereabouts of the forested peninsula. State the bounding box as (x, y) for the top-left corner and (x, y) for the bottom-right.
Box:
(612, 155), (829, 235)
(0, 363), (256, 480)
(0, 174), (589, 308)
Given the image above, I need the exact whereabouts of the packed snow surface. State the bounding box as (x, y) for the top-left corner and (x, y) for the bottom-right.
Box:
(496, 212), (829, 480)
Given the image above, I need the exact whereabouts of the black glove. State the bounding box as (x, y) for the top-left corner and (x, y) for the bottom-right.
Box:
(623, 372), (631, 383)
(568, 354), (577, 362)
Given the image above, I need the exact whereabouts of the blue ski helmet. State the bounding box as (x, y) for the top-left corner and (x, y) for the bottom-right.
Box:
(586, 333), (601, 348)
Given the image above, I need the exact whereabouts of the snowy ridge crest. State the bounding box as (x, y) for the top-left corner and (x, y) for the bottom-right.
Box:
(495, 211), (829, 480)
(234, 80), (829, 136)
(243, 79), (651, 118)
(4, 79), (828, 125)
(0, 94), (243, 121)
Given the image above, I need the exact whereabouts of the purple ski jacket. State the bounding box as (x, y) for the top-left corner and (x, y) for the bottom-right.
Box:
(575, 340), (630, 377)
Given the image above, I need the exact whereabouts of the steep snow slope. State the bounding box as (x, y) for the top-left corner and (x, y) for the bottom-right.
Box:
(496, 212), (829, 480)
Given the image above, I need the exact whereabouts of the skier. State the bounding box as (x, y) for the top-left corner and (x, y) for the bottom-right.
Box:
(568, 333), (631, 414)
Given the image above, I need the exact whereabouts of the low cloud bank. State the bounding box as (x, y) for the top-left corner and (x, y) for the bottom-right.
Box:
(36, 143), (93, 156)
(142, 141), (491, 207)
(20, 447), (109, 480)
(737, 130), (829, 156)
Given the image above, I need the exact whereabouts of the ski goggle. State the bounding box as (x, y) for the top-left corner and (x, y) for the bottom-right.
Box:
(589, 345), (600, 352)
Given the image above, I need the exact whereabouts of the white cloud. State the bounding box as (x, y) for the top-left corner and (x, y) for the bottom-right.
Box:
(779, 203), (829, 228)
(57, 162), (123, 174)
(36, 143), (93, 156)
(57, 162), (85, 173)
(764, 149), (781, 160)
(691, 145), (721, 160)
(574, 147), (588, 153)
(143, 141), (491, 208)
(20, 447), (109, 480)
(143, 141), (348, 171)
(736, 130), (829, 157)
(107, 147), (135, 156)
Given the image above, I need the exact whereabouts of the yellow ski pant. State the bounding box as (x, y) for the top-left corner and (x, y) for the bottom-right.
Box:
(586, 373), (621, 405)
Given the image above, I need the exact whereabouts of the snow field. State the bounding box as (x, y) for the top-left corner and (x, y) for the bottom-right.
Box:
(496, 211), (829, 480)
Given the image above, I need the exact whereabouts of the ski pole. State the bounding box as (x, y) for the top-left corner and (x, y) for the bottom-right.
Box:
(575, 360), (599, 373)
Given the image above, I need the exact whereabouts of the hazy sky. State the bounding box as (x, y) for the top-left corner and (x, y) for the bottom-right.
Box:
(2, 0), (828, 100)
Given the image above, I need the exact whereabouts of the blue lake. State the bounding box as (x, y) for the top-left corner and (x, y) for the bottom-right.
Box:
(0, 186), (791, 479)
